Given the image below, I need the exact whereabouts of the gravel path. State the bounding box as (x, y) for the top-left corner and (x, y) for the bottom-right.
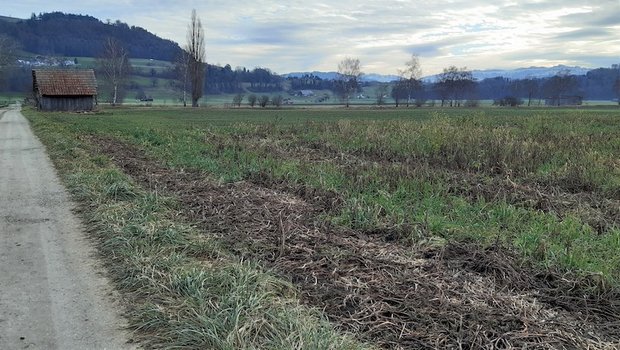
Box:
(0, 105), (135, 350)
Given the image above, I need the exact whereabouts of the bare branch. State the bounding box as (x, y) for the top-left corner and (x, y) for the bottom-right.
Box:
(336, 57), (363, 107)
(98, 37), (131, 106)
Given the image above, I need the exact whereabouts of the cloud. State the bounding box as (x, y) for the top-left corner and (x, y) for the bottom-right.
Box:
(3, 0), (620, 74)
(554, 28), (614, 40)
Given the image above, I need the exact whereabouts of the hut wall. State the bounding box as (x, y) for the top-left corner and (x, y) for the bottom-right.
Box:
(39, 95), (95, 112)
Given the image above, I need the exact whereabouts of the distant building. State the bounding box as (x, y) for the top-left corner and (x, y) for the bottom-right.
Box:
(32, 69), (97, 111)
(299, 90), (314, 97)
(545, 95), (582, 106)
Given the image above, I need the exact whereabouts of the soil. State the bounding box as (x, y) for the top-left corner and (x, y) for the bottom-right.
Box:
(92, 135), (620, 349)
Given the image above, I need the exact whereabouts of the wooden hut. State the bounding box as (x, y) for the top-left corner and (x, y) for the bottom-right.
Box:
(32, 69), (97, 111)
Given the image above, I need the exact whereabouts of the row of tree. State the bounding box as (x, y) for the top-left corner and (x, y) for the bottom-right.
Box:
(200, 65), (283, 94)
(329, 56), (620, 107)
(232, 94), (287, 108)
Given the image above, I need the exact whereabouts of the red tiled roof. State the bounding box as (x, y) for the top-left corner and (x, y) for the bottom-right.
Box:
(33, 69), (97, 96)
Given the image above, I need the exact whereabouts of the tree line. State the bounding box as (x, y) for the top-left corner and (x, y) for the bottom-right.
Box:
(330, 56), (620, 107)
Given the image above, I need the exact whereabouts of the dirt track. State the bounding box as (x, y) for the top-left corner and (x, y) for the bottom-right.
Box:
(0, 105), (134, 349)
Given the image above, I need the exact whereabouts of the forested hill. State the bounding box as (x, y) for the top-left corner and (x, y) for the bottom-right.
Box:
(0, 12), (182, 61)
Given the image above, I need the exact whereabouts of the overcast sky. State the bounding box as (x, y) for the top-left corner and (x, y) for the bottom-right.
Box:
(4, 0), (620, 75)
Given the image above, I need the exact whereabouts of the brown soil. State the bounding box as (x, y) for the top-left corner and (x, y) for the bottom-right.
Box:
(91, 135), (620, 349)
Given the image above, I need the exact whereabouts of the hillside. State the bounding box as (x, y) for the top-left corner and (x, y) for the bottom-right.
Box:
(0, 15), (20, 23)
(0, 12), (182, 61)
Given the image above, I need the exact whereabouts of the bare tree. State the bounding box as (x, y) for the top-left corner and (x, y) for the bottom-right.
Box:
(248, 94), (257, 107)
(544, 69), (578, 106)
(375, 84), (389, 105)
(186, 9), (206, 107)
(232, 93), (244, 107)
(391, 80), (407, 107)
(436, 66), (475, 107)
(512, 78), (540, 107)
(258, 95), (270, 107)
(398, 54), (423, 107)
(98, 37), (131, 106)
(336, 57), (362, 107)
(272, 94), (283, 107)
(172, 50), (190, 107)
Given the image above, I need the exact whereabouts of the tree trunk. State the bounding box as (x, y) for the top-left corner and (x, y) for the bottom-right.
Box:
(112, 83), (117, 106)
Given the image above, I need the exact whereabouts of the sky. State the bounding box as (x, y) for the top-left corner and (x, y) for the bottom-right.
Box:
(3, 0), (620, 75)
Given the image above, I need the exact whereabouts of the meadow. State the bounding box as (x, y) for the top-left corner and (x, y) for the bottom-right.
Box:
(25, 105), (620, 349)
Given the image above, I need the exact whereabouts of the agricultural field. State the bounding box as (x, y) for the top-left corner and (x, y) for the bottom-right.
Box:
(26, 106), (620, 349)
(0, 93), (21, 107)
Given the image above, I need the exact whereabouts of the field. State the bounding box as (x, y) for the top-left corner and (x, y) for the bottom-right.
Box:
(25, 106), (620, 349)
(0, 93), (21, 107)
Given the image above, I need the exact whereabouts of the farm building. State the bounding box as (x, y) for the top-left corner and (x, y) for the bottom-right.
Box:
(299, 90), (314, 97)
(32, 69), (97, 111)
(544, 95), (583, 106)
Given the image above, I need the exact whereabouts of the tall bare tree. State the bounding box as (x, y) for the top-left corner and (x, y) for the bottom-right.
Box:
(336, 57), (362, 107)
(173, 50), (190, 107)
(98, 37), (131, 106)
(398, 54), (423, 107)
(186, 9), (206, 107)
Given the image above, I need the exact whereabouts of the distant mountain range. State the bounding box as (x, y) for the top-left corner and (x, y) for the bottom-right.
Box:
(424, 65), (592, 82)
(285, 65), (593, 83)
(282, 71), (400, 83)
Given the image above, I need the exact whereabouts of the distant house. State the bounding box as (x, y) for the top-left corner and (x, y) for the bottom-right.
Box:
(32, 69), (97, 111)
(299, 90), (314, 97)
(545, 95), (582, 106)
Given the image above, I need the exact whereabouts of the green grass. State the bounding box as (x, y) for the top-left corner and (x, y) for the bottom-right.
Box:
(25, 107), (368, 349)
(38, 106), (620, 282)
(0, 93), (21, 107)
(25, 105), (620, 345)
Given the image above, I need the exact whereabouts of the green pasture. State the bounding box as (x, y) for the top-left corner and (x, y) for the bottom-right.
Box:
(23, 105), (620, 348)
(28, 106), (620, 281)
